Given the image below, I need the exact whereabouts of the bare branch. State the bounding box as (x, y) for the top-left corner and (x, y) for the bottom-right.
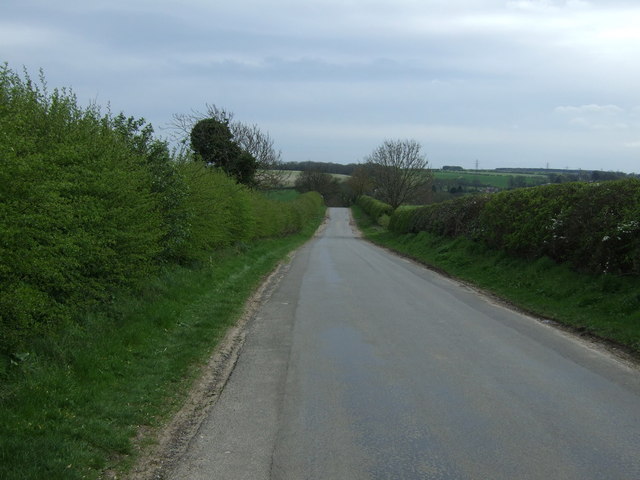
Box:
(169, 104), (287, 189)
(365, 139), (432, 209)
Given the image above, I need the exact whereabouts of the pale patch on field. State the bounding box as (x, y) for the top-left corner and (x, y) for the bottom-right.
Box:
(273, 170), (351, 187)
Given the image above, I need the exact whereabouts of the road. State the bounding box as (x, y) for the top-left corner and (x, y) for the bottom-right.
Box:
(168, 207), (640, 480)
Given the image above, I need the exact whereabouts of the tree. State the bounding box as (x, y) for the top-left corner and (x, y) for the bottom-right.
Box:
(294, 170), (346, 206)
(345, 165), (375, 204)
(364, 139), (431, 209)
(174, 104), (286, 189)
(295, 170), (337, 195)
(232, 121), (287, 189)
(190, 117), (257, 185)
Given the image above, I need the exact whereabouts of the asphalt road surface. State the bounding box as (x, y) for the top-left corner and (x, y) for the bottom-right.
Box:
(169, 207), (640, 480)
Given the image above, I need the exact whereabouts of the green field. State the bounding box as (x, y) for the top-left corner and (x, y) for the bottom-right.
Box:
(276, 169), (547, 190)
(433, 170), (547, 189)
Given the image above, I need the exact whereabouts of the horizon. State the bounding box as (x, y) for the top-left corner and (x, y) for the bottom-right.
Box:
(3, 1), (640, 174)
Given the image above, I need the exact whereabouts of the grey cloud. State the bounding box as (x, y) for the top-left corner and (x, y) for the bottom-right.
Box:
(2, 0), (640, 171)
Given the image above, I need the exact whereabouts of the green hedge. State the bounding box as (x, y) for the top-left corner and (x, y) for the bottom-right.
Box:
(0, 65), (324, 354)
(0, 66), (167, 352)
(356, 195), (393, 222)
(479, 180), (640, 275)
(388, 180), (640, 275)
(389, 195), (491, 238)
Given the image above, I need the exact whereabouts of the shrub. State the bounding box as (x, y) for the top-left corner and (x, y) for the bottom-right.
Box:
(387, 178), (640, 276)
(0, 65), (165, 352)
(0, 64), (327, 354)
(357, 195), (393, 222)
(172, 163), (254, 261)
(388, 205), (419, 233)
(389, 194), (490, 237)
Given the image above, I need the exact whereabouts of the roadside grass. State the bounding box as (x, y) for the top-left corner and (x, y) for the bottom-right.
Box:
(352, 206), (640, 356)
(0, 213), (324, 480)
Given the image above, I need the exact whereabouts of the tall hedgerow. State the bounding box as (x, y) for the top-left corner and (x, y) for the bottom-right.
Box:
(387, 180), (640, 275)
(478, 180), (640, 274)
(0, 64), (326, 354)
(357, 195), (393, 222)
(174, 161), (324, 262)
(0, 65), (168, 352)
(172, 162), (254, 261)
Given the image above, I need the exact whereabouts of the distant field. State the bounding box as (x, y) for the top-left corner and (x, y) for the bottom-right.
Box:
(275, 170), (351, 187)
(433, 170), (547, 189)
(273, 169), (548, 190)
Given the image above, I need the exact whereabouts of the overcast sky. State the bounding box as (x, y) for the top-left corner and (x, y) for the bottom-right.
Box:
(3, 0), (640, 172)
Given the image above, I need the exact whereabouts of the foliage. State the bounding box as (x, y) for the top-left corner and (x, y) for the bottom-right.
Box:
(0, 219), (325, 480)
(165, 163), (324, 262)
(432, 170), (546, 190)
(479, 180), (640, 274)
(264, 188), (300, 202)
(346, 164), (375, 199)
(356, 195), (394, 223)
(174, 104), (285, 189)
(280, 160), (358, 175)
(294, 170), (336, 194)
(173, 162), (254, 260)
(388, 179), (640, 275)
(190, 117), (257, 185)
(0, 65), (168, 352)
(0, 64), (326, 479)
(389, 194), (491, 238)
(0, 64), (325, 354)
(364, 139), (432, 209)
(354, 205), (640, 355)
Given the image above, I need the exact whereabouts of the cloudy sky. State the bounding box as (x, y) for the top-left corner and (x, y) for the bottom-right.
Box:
(2, 0), (640, 172)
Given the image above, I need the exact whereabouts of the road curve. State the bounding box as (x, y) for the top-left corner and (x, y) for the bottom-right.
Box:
(169, 207), (640, 480)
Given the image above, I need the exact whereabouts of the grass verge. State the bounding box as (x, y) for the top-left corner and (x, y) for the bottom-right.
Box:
(352, 206), (640, 357)
(0, 212), (324, 480)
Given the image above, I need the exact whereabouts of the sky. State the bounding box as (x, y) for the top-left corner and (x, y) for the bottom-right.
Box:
(2, 0), (640, 172)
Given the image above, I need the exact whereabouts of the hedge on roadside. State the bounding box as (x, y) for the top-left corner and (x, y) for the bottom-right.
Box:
(479, 180), (640, 274)
(389, 194), (491, 238)
(0, 65), (325, 354)
(388, 180), (640, 276)
(357, 195), (393, 223)
(0, 66), (169, 352)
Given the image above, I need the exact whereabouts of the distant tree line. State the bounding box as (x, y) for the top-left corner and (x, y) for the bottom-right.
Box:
(293, 140), (433, 208)
(281, 161), (359, 175)
(496, 168), (636, 183)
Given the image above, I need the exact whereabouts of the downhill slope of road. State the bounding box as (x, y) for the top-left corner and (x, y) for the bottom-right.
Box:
(167, 208), (640, 480)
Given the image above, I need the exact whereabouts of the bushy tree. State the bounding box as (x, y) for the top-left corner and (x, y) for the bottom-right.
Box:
(365, 139), (432, 209)
(190, 117), (257, 186)
(176, 104), (283, 188)
(294, 170), (347, 206)
(347, 165), (375, 198)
